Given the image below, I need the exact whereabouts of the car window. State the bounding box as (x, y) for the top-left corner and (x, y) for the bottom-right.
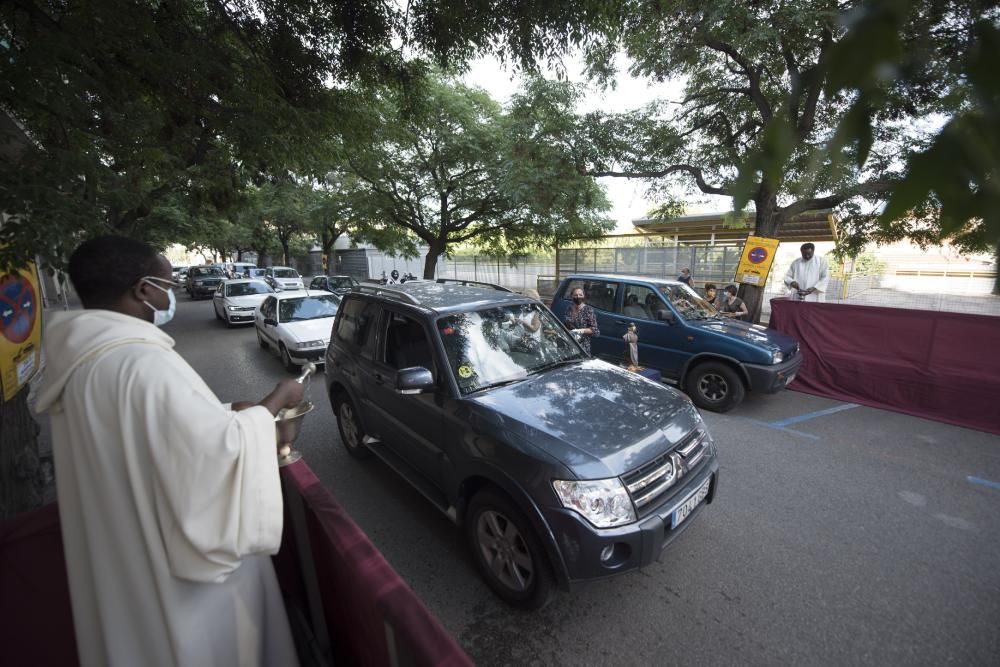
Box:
(309, 278), (323, 289)
(437, 304), (583, 395)
(382, 312), (436, 377)
(227, 281), (272, 297)
(330, 277), (356, 289)
(560, 279), (618, 313)
(191, 267), (223, 277)
(260, 297), (276, 319)
(274, 268), (299, 278)
(334, 298), (380, 355)
(658, 284), (717, 321)
(277, 295), (340, 322)
(618, 284), (661, 321)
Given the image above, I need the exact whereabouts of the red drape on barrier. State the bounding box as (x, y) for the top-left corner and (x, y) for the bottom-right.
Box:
(769, 298), (1000, 435)
(0, 461), (473, 667)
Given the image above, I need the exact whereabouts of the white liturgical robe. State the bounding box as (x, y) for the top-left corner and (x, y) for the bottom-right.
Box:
(35, 310), (298, 667)
(783, 255), (830, 302)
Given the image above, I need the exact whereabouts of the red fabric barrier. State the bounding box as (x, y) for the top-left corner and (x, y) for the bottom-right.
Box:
(1, 461), (472, 667)
(769, 298), (1000, 435)
(0, 503), (79, 666)
(278, 461), (474, 667)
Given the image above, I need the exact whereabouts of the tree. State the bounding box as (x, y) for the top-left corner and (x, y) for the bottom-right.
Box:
(530, 0), (989, 318)
(336, 75), (613, 278)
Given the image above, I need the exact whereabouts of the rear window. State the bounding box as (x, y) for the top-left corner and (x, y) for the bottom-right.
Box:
(559, 279), (619, 313)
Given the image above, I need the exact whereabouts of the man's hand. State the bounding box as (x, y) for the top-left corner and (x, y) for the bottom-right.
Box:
(259, 379), (305, 416)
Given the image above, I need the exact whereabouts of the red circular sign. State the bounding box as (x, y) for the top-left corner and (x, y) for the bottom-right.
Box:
(748, 247), (768, 264)
(0, 274), (37, 344)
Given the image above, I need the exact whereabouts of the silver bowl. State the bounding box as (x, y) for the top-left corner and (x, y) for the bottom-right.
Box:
(275, 400), (314, 445)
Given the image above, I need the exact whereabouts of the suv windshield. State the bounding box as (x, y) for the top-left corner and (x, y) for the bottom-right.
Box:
(329, 277), (357, 289)
(227, 281), (271, 297)
(191, 267), (224, 277)
(279, 294), (340, 322)
(658, 284), (718, 321)
(437, 304), (584, 394)
(274, 268), (299, 278)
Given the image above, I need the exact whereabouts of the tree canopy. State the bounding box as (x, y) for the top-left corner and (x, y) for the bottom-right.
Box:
(331, 75), (613, 278)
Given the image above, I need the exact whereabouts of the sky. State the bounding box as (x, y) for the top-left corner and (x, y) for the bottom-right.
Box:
(462, 54), (731, 233)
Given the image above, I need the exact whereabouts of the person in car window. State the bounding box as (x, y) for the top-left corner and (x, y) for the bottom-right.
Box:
(719, 285), (750, 321)
(563, 286), (599, 355)
(704, 283), (721, 309)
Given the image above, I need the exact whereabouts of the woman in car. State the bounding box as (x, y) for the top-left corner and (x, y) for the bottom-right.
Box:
(719, 285), (750, 321)
(562, 286), (600, 355)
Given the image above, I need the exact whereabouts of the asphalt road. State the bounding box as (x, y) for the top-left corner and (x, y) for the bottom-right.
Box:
(167, 293), (1000, 666)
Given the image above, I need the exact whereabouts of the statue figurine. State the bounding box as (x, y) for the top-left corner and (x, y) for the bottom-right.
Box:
(623, 322), (640, 371)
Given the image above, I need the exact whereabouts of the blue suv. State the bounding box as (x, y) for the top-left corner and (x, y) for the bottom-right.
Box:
(325, 280), (719, 608)
(552, 274), (802, 412)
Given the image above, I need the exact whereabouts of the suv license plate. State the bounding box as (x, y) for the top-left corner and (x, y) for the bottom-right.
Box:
(671, 477), (712, 529)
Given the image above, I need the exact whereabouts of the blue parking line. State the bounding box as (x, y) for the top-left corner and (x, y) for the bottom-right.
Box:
(769, 403), (859, 428)
(744, 419), (821, 441)
(967, 476), (1000, 491)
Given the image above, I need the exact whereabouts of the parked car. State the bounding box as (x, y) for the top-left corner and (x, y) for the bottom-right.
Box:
(264, 266), (304, 291)
(325, 282), (719, 609)
(212, 279), (274, 326)
(308, 275), (360, 294)
(224, 262), (258, 279)
(551, 274), (802, 412)
(186, 266), (226, 299)
(255, 291), (341, 371)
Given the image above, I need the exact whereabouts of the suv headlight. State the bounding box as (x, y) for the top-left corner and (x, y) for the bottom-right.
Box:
(552, 478), (636, 528)
(771, 350), (784, 364)
(294, 339), (326, 349)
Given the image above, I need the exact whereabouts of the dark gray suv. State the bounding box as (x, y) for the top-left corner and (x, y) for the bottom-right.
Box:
(325, 281), (719, 608)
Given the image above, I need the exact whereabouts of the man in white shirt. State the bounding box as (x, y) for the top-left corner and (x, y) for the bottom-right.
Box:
(35, 236), (303, 667)
(783, 243), (830, 302)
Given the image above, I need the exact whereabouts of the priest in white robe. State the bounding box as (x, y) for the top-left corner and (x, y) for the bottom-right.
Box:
(783, 242), (830, 302)
(34, 236), (303, 667)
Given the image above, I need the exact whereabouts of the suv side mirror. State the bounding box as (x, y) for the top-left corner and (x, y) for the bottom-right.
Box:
(264, 318), (278, 327)
(656, 310), (676, 324)
(396, 367), (434, 395)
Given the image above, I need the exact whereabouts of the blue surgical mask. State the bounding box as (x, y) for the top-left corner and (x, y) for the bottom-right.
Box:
(141, 278), (176, 326)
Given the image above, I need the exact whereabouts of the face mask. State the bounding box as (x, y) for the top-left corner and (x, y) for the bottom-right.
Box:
(572, 296), (584, 305)
(142, 278), (176, 326)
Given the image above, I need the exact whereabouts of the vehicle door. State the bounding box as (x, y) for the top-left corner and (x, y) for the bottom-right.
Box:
(328, 298), (382, 427)
(257, 297), (280, 346)
(615, 282), (688, 377)
(553, 278), (621, 360)
(212, 283), (226, 317)
(365, 309), (445, 486)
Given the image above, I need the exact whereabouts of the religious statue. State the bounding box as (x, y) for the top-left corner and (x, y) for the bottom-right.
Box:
(623, 322), (640, 371)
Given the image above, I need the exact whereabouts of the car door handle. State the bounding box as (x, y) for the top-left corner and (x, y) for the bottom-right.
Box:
(373, 372), (385, 385)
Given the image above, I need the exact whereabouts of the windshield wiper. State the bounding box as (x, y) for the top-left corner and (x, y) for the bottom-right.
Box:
(532, 357), (583, 373)
(471, 377), (528, 392)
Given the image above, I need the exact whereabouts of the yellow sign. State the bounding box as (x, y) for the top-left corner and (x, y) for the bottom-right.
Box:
(0, 263), (43, 401)
(734, 236), (780, 286)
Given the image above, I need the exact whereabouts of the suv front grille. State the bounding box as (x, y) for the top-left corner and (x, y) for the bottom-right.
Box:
(621, 429), (709, 514)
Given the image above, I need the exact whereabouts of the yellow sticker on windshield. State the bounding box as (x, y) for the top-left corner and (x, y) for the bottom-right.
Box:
(457, 364), (474, 379)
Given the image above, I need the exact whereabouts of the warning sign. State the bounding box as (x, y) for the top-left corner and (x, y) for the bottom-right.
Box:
(0, 263), (43, 401)
(734, 236), (780, 286)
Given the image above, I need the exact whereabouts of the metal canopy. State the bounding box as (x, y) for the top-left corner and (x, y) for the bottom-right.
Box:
(632, 210), (837, 243)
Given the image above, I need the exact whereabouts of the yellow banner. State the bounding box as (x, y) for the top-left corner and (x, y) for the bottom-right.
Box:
(0, 262), (43, 401)
(734, 236), (780, 286)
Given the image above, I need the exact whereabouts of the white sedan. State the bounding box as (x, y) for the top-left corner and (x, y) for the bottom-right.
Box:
(255, 291), (341, 371)
(212, 280), (275, 326)
(265, 266), (305, 291)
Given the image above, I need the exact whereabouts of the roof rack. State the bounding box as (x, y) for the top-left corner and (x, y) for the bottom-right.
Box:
(434, 278), (513, 292)
(353, 284), (421, 305)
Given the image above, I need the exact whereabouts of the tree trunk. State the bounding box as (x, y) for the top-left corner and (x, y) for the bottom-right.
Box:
(742, 185), (781, 323)
(423, 240), (445, 280)
(0, 390), (45, 519)
(280, 240), (290, 266)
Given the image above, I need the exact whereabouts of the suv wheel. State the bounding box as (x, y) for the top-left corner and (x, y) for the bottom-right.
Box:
(466, 489), (554, 610)
(334, 394), (372, 459)
(279, 344), (298, 373)
(686, 361), (745, 412)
